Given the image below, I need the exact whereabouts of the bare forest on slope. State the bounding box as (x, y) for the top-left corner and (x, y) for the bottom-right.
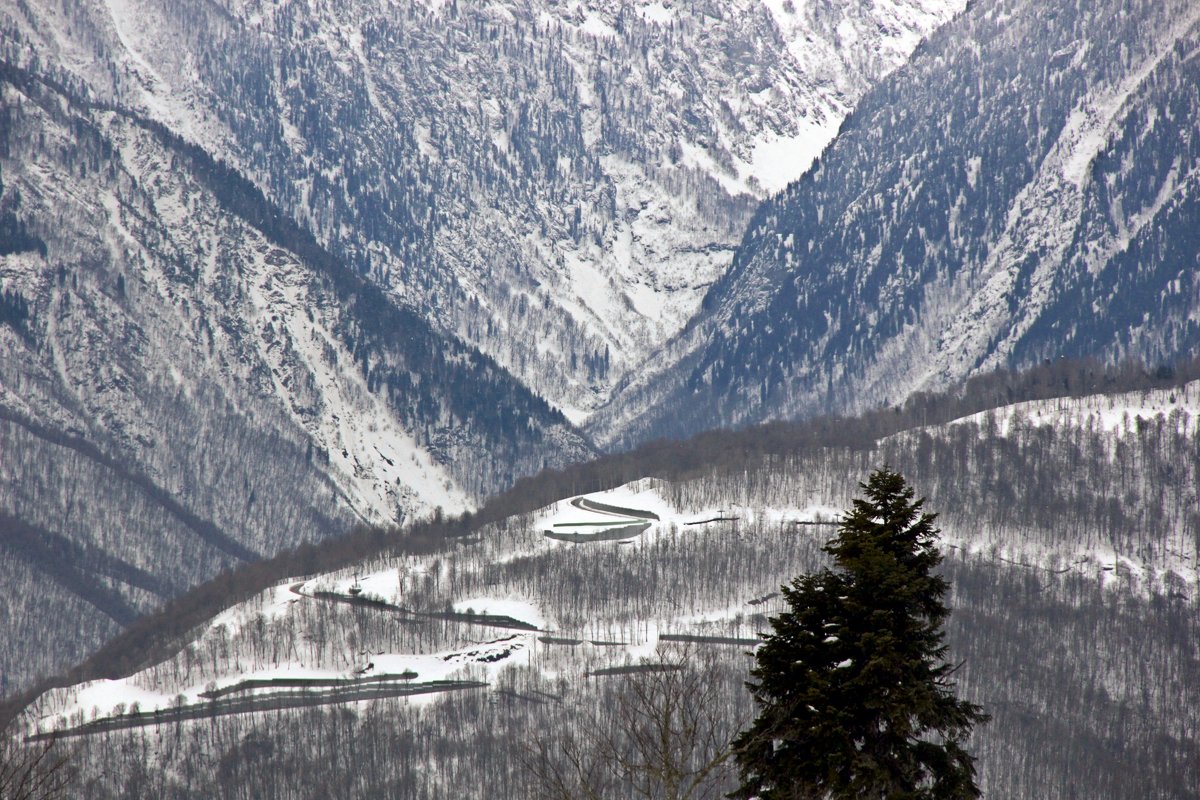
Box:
(12, 364), (1199, 799)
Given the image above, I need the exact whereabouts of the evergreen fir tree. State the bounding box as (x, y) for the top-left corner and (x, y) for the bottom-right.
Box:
(731, 467), (987, 799)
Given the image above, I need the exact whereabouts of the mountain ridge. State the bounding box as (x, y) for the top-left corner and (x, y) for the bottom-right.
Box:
(592, 0), (1200, 447)
(0, 60), (590, 691)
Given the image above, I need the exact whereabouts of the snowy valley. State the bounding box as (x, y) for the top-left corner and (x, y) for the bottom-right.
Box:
(1, 0), (965, 419)
(0, 0), (967, 691)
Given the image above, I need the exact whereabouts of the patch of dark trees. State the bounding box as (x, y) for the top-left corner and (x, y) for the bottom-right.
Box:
(0, 214), (46, 258)
(0, 287), (31, 337)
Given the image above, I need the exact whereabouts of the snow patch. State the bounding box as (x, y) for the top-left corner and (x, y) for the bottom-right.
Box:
(945, 381), (1200, 438)
(638, 2), (676, 25)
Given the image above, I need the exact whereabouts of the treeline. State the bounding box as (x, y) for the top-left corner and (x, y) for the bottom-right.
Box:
(5, 355), (1196, 726)
(0, 214), (46, 258)
(0, 285), (30, 334)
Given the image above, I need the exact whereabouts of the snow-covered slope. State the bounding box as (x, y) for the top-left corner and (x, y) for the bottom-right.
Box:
(21, 381), (1200, 796)
(0, 65), (590, 691)
(0, 0), (964, 421)
(910, 381), (1200, 592)
(945, 380), (1200, 439)
(593, 0), (1200, 446)
(27, 478), (773, 735)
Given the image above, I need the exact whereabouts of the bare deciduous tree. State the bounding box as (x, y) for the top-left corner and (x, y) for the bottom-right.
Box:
(0, 726), (74, 800)
(529, 645), (741, 800)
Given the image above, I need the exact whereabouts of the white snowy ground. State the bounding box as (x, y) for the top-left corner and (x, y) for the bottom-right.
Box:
(922, 381), (1200, 595)
(43, 637), (531, 730)
(947, 380), (1200, 437)
(534, 478), (839, 534)
(28, 479), (839, 734)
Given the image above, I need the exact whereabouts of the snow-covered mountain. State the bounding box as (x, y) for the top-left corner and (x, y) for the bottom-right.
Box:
(0, 0), (965, 691)
(3, 0), (1198, 790)
(0, 62), (590, 692)
(0, 0), (964, 420)
(592, 0), (1200, 447)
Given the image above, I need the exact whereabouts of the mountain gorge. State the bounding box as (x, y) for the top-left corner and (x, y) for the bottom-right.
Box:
(1, 0), (964, 419)
(594, 0), (1200, 447)
(0, 0), (965, 692)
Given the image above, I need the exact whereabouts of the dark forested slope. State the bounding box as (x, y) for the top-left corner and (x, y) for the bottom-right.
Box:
(594, 0), (1200, 448)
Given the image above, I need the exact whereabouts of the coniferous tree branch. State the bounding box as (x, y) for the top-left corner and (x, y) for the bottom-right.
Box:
(732, 468), (988, 800)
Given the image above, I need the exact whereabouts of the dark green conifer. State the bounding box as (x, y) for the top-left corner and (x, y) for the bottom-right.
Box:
(732, 468), (987, 799)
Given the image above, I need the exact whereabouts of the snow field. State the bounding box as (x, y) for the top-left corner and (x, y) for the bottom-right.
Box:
(27, 479), (809, 737)
(946, 380), (1200, 438)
